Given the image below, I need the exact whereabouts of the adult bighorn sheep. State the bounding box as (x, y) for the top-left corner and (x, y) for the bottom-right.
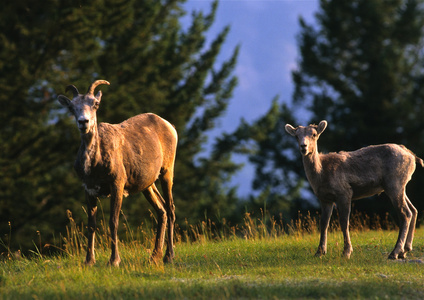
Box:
(58, 80), (178, 267)
(285, 120), (422, 259)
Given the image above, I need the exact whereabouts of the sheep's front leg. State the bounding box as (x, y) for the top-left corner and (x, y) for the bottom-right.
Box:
(85, 193), (98, 265)
(316, 202), (333, 257)
(337, 201), (353, 259)
(109, 185), (124, 267)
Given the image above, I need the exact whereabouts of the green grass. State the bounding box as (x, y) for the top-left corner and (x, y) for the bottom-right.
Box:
(1, 214), (424, 299)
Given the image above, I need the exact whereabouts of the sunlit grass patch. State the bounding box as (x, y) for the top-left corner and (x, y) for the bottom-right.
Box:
(1, 211), (424, 299)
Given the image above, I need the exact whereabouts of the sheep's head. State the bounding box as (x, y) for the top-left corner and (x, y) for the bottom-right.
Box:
(58, 80), (110, 134)
(285, 121), (327, 156)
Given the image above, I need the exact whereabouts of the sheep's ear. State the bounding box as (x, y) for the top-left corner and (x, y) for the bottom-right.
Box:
(95, 90), (103, 102)
(58, 95), (73, 110)
(317, 120), (327, 135)
(285, 124), (297, 136)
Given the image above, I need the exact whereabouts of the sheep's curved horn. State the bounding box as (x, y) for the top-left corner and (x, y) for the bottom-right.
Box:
(65, 85), (79, 98)
(87, 80), (110, 95)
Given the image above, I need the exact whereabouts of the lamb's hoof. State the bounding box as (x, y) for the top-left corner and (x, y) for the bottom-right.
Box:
(388, 252), (398, 260)
(401, 246), (412, 259)
(343, 249), (353, 259)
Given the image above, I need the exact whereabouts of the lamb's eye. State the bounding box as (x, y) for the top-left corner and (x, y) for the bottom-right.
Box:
(312, 133), (317, 138)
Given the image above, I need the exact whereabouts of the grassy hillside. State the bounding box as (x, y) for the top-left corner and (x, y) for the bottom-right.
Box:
(1, 214), (424, 299)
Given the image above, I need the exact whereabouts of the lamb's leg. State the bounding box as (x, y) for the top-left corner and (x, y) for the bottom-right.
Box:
(337, 201), (353, 259)
(316, 202), (333, 257)
(388, 192), (412, 259)
(402, 196), (417, 257)
(109, 185), (124, 267)
(159, 170), (175, 263)
(85, 193), (98, 266)
(143, 184), (167, 264)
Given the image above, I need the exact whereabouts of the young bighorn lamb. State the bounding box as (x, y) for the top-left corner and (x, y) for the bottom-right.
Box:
(285, 120), (422, 259)
(58, 80), (178, 267)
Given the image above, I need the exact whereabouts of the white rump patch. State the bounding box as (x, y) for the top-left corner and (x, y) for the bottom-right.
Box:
(83, 184), (101, 196)
(83, 183), (129, 197)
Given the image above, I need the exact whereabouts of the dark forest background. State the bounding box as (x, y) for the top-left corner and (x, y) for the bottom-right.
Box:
(2, 0), (424, 252)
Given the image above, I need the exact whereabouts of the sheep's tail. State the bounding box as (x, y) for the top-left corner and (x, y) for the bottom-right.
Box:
(416, 156), (424, 167)
(400, 145), (424, 167)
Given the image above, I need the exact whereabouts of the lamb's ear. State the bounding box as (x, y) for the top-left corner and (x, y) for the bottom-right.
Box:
(317, 120), (327, 135)
(285, 124), (297, 136)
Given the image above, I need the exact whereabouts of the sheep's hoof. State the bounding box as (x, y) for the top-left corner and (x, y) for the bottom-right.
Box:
(108, 258), (121, 267)
(84, 259), (96, 266)
(315, 250), (326, 257)
(149, 251), (164, 265)
(163, 254), (174, 264)
(398, 252), (407, 259)
(149, 257), (163, 266)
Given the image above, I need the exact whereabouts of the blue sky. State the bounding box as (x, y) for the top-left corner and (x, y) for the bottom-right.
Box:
(183, 0), (319, 196)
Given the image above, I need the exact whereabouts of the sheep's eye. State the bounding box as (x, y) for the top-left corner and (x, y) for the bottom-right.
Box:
(312, 133), (317, 138)
(68, 106), (75, 114)
(93, 101), (100, 109)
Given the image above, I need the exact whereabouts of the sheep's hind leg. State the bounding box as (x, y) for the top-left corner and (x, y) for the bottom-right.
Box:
(143, 184), (167, 264)
(400, 196), (418, 258)
(405, 195), (418, 252)
(388, 191), (412, 260)
(159, 170), (176, 263)
(316, 202), (333, 257)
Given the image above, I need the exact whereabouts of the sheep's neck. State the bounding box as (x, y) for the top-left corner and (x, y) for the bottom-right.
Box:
(302, 147), (323, 184)
(80, 125), (101, 174)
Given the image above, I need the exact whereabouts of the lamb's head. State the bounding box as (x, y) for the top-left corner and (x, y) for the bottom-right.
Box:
(58, 80), (110, 134)
(285, 120), (327, 156)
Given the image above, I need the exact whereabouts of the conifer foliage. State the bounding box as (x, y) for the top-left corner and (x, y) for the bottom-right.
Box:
(0, 0), (239, 249)
(234, 0), (424, 218)
(293, 0), (424, 217)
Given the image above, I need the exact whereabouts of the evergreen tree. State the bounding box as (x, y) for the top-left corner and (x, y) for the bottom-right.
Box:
(232, 0), (424, 220)
(0, 0), (240, 250)
(293, 0), (424, 149)
(293, 0), (424, 217)
(214, 99), (308, 219)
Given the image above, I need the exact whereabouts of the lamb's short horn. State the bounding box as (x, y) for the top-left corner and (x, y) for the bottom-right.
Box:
(87, 80), (110, 95)
(65, 85), (80, 98)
